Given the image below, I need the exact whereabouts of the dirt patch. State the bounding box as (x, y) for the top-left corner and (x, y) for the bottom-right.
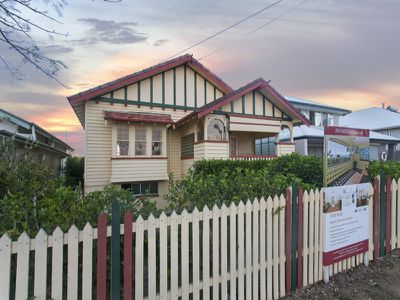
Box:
(284, 249), (400, 300)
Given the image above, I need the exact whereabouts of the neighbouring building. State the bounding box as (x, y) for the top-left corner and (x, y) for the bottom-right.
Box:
(68, 54), (309, 196)
(0, 108), (73, 175)
(340, 106), (400, 160)
(276, 99), (400, 160)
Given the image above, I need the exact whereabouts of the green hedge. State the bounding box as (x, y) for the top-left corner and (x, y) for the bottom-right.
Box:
(368, 160), (400, 181)
(165, 153), (323, 211)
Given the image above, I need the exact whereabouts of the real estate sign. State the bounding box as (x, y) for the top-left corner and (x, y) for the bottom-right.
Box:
(322, 126), (371, 282)
(322, 183), (369, 266)
(323, 126), (370, 187)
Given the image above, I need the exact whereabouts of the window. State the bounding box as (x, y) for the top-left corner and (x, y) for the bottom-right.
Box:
(181, 133), (194, 159)
(121, 181), (158, 196)
(135, 126), (146, 155)
(314, 112), (323, 126)
(116, 124), (129, 156)
(152, 127), (163, 155)
(255, 137), (276, 155)
(207, 119), (225, 141)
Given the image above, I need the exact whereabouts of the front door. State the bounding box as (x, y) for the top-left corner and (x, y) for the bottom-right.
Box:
(229, 136), (237, 156)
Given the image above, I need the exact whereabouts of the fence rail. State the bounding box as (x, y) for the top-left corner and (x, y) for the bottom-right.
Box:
(1, 177), (399, 299)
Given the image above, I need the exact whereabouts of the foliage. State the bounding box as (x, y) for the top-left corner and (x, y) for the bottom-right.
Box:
(165, 153), (323, 211)
(64, 156), (84, 188)
(0, 138), (158, 238)
(368, 160), (400, 182)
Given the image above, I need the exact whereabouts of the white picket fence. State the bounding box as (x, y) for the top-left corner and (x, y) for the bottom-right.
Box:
(1, 180), (400, 299)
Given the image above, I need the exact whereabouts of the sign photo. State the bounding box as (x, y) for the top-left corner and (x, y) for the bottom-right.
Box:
(323, 126), (370, 187)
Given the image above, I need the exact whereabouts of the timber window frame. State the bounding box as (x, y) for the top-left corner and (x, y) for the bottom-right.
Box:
(152, 127), (163, 156)
(116, 124), (129, 156)
(112, 123), (167, 158)
(134, 126), (147, 156)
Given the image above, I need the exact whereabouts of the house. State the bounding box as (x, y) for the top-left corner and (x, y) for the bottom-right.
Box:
(276, 99), (400, 161)
(340, 107), (400, 160)
(68, 54), (309, 195)
(256, 97), (351, 156)
(0, 108), (73, 176)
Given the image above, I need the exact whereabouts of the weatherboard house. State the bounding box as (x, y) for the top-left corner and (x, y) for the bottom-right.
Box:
(68, 54), (309, 196)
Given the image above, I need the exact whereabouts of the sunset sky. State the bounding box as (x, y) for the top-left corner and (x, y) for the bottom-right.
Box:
(1, 0), (399, 155)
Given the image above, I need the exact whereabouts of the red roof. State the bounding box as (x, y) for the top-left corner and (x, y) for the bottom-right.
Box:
(104, 111), (173, 124)
(68, 54), (233, 105)
(175, 78), (310, 126)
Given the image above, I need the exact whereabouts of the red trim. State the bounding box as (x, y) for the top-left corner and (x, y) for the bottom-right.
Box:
(197, 79), (267, 118)
(285, 188), (292, 295)
(229, 154), (276, 159)
(230, 121), (281, 127)
(386, 176), (391, 254)
(123, 211), (133, 300)
(181, 156), (194, 160)
(275, 142), (295, 145)
(297, 187), (304, 289)
(323, 240), (368, 265)
(68, 54), (232, 105)
(324, 126), (369, 137)
(194, 140), (229, 144)
(264, 82), (311, 126)
(227, 112), (283, 121)
(111, 157), (168, 160)
(97, 213), (107, 300)
(373, 177), (380, 259)
(104, 111), (173, 124)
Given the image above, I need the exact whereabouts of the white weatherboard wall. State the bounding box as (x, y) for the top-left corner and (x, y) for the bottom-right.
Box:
(110, 159), (168, 182)
(85, 101), (191, 192)
(276, 143), (295, 156)
(194, 141), (229, 160)
(229, 116), (281, 133)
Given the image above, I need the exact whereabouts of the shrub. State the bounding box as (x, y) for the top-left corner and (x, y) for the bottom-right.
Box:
(0, 138), (158, 238)
(368, 160), (400, 181)
(165, 153), (323, 211)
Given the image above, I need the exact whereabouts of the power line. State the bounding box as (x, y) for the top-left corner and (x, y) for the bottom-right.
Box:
(198, 0), (308, 61)
(164, 0), (284, 61)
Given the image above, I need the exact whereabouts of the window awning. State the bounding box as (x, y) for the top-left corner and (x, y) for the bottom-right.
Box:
(104, 111), (173, 124)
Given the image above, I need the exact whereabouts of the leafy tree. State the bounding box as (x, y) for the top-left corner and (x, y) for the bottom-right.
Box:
(0, 137), (158, 238)
(64, 156), (84, 188)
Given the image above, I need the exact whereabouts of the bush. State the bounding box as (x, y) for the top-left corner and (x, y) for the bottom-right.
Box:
(165, 153), (323, 211)
(0, 138), (158, 238)
(64, 156), (84, 188)
(368, 160), (400, 182)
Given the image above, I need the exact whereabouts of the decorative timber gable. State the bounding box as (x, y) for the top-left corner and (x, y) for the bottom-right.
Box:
(98, 64), (226, 111)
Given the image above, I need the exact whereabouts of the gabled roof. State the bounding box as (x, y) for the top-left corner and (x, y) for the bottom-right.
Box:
(104, 111), (173, 124)
(286, 96), (351, 114)
(68, 54), (233, 105)
(175, 78), (310, 126)
(340, 107), (400, 131)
